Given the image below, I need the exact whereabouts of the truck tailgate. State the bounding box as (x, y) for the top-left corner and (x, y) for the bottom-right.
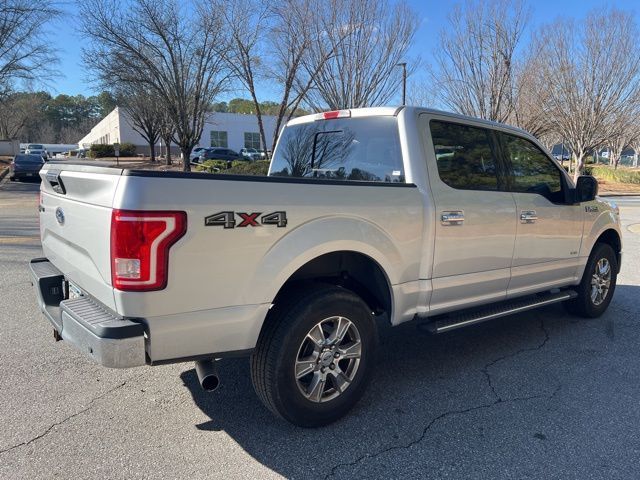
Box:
(39, 164), (123, 311)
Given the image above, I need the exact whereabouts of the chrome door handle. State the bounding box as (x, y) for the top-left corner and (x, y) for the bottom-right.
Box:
(441, 211), (464, 225)
(520, 210), (538, 223)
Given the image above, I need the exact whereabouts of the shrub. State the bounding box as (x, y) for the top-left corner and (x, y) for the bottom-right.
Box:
(88, 144), (114, 158)
(221, 160), (270, 176)
(88, 142), (136, 158)
(589, 165), (640, 184)
(119, 142), (136, 157)
(197, 159), (270, 176)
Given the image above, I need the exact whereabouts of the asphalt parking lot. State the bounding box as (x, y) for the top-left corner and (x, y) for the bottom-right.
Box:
(1, 178), (640, 479)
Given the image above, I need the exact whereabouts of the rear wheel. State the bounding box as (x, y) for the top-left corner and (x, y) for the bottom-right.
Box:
(251, 284), (377, 427)
(564, 243), (617, 318)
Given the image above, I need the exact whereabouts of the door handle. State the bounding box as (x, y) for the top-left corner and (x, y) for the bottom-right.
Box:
(441, 211), (464, 225)
(520, 210), (538, 223)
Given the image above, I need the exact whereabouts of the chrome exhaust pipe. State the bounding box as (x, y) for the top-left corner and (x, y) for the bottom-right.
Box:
(195, 359), (220, 392)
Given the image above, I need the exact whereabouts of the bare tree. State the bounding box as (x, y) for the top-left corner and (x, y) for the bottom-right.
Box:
(510, 47), (553, 138)
(215, 0), (269, 152)
(159, 108), (176, 166)
(0, 91), (40, 138)
(301, 0), (418, 110)
(535, 8), (640, 180)
(0, 0), (59, 94)
(117, 86), (163, 162)
(80, 0), (229, 171)
(430, 0), (529, 123)
(608, 105), (640, 169)
(266, 0), (342, 153)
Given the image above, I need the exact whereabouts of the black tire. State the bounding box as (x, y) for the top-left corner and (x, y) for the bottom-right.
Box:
(564, 242), (617, 318)
(250, 284), (377, 427)
(9, 176), (15, 181)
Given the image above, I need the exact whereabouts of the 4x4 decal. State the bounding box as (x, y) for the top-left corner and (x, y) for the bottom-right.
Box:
(205, 211), (287, 228)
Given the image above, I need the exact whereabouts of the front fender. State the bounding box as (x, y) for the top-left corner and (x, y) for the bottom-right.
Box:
(242, 215), (415, 307)
(579, 207), (622, 259)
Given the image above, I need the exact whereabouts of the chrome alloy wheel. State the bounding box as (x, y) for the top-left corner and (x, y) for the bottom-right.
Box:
(591, 258), (612, 306)
(294, 316), (362, 403)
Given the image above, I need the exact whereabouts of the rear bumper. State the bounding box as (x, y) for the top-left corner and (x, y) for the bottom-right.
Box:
(29, 258), (146, 368)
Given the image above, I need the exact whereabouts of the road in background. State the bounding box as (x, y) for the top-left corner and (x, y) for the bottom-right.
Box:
(1, 179), (640, 479)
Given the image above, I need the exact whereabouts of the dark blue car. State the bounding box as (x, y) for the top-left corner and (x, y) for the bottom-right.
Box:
(9, 154), (44, 181)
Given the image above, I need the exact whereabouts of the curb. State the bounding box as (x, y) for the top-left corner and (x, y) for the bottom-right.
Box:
(599, 192), (640, 197)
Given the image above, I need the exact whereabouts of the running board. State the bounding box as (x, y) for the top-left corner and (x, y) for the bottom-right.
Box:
(421, 290), (578, 334)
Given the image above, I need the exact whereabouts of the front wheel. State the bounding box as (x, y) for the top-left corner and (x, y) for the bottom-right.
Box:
(564, 242), (618, 318)
(251, 284), (377, 427)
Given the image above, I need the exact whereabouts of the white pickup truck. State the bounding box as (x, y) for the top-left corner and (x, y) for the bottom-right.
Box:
(30, 107), (622, 427)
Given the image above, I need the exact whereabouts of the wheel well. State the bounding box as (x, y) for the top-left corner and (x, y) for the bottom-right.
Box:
(595, 229), (621, 271)
(272, 251), (393, 318)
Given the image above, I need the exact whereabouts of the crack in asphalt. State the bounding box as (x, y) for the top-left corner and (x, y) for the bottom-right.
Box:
(325, 316), (555, 479)
(480, 316), (549, 402)
(0, 377), (138, 456)
(324, 386), (561, 480)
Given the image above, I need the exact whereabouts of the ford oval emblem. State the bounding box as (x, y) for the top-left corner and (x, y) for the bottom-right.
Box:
(55, 207), (65, 225)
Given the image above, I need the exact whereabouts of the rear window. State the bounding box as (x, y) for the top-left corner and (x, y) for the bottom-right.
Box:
(15, 155), (44, 164)
(27, 144), (44, 150)
(430, 120), (499, 191)
(269, 117), (405, 183)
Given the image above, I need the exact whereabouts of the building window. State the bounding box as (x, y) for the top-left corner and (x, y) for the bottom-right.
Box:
(244, 132), (261, 149)
(210, 131), (228, 148)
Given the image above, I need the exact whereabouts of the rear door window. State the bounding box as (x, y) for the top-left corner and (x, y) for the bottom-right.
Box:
(429, 120), (500, 191)
(269, 116), (405, 183)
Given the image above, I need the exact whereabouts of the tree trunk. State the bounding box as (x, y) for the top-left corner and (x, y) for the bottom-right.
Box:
(164, 139), (172, 165)
(149, 140), (156, 162)
(573, 151), (586, 182)
(181, 147), (191, 172)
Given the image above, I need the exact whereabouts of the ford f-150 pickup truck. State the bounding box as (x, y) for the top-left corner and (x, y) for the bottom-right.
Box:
(30, 107), (622, 427)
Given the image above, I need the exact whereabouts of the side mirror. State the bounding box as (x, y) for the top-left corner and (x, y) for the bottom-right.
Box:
(575, 175), (598, 202)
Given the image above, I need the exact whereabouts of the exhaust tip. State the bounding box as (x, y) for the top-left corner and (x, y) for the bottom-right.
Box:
(200, 374), (220, 392)
(195, 359), (220, 392)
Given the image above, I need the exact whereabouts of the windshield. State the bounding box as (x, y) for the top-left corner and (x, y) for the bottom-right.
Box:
(269, 116), (404, 183)
(27, 144), (44, 150)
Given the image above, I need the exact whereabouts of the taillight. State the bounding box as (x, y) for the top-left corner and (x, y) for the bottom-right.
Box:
(110, 210), (187, 291)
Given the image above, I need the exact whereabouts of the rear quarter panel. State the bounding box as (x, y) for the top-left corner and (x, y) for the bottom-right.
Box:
(112, 174), (424, 321)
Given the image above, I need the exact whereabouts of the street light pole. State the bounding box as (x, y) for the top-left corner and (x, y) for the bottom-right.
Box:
(396, 62), (407, 106)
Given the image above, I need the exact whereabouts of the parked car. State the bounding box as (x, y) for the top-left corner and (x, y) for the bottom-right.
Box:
(199, 147), (241, 162)
(240, 148), (260, 160)
(30, 106), (621, 427)
(9, 154), (44, 181)
(25, 144), (48, 159)
(256, 149), (272, 160)
(189, 147), (207, 162)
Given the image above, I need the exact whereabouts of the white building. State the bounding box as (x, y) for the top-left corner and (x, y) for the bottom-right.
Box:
(78, 107), (279, 154)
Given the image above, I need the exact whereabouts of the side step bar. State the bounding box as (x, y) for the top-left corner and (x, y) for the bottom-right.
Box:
(421, 290), (577, 334)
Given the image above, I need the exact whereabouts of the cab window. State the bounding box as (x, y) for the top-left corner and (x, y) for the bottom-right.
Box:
(499, 133), (563, 202)
(429, 120), (499, 191)
(269, 117), (405, 183)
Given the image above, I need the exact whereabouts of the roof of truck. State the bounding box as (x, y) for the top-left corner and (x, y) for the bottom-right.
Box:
(286, 105), (534, 140)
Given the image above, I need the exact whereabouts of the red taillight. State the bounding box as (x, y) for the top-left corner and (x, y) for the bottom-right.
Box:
(316, 109), (351, 120)
(110, 210), (187, 291)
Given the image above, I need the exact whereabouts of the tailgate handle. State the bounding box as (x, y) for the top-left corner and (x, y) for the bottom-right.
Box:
(45, 171), (66, 194)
